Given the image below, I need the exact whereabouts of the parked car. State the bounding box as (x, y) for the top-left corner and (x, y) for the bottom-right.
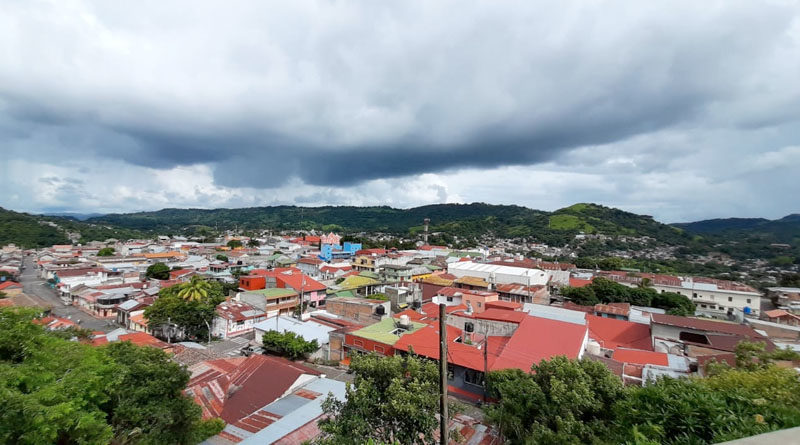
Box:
(240, 345), (264, 357)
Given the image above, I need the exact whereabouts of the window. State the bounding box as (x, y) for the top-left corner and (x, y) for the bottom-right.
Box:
(236, 320), (244, 326)
(446, 296), (453, 302)
(693, 292), (697, 299)
(728, 297), (732, 302)
(447, 364), (455, 381)
(464, 369), (484, 387)
(464, 322), (475, 333)
(747, 299), (752, 304)
(718, 306), (724, 311)
(353, 339), (364, 348)
(374, 345), (385, 354)
(477, 302), (482, 308)
(701, 304), (707, 308)
(679, 331), (708, 344)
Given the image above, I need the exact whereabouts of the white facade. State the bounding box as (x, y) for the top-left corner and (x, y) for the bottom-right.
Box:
(447, 261), (550, 286)
(649, 281), (761, 317)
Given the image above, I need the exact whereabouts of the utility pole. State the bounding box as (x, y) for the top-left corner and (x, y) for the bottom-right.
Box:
(439, 304), (449, 445)
(483, 332), (489, 404)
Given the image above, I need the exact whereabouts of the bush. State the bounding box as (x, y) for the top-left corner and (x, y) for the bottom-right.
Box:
(261, 330), (318, 360)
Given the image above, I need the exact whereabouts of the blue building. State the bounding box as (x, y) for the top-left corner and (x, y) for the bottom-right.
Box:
(319, 242), (362, 262)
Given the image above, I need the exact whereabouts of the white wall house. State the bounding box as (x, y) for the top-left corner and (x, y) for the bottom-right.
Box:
(212, 302), (267, 339)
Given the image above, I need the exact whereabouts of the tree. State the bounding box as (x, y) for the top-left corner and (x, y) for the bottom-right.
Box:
(146, 262), (170, 280)
(318, 353), (440, 444)
(144, 284), (224, 342)
(226, 240), (243, 249)
(0, 291), (6, 299)
(486, 357), (623, 444)
(613, 366), (800, 444)
(97, 247), (115, 256)
(247, 239), (261, 247)
(0, 307), (223, 444)
(177, 276), (213, 302)
(261, 330), (318, 360)
(215, 254), (228, 262)
(560, 286), (599, 306)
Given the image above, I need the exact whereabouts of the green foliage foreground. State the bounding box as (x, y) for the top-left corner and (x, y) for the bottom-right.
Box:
(487, 356), (800, 445)
(0, 307), (223, 445)
(317, 353), (441, 445)
(261, 330), (318, 360)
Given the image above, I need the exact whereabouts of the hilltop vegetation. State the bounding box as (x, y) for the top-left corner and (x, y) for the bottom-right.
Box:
(0, 207), (69, 248)
(88, 202), (695, 247)
(0, 207), (148, 248)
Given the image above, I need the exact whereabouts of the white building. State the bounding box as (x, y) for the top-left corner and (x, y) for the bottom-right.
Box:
(212, 301), (267, 339)
(447, 261), (550, 287)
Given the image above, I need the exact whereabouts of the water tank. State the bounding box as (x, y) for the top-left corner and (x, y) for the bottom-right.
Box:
(375, 305), (386, 315)
(586, 340), (602, 356)
(400, 314), (410, 326)
(743, 307), (752, 315)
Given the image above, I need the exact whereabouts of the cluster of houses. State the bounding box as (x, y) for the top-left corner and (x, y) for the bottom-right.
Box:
(3, 232), (800, 444)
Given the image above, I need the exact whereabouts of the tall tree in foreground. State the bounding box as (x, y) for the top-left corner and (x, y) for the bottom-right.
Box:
(486, 357), (623, 444)
(317, 353), (440, 445)
(0, 307), (223, 444)
(178, 275), (212, 302)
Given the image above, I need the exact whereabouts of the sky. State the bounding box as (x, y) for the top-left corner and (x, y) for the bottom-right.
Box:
(1, 1), (800, 223)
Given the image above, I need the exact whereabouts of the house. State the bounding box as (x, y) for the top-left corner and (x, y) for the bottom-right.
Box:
(380, 264), (412, 282)
(296, 257), (324, 277)
(392, 312), (588, 401)
(764, 309), (800, 327)
(585, 314), (653, 352)
(494, 282), (550, 305)
(0, 280), (24, 296)
(325, 297), (391, 323)
(237, 288), (300, 318)
(212, 301), (267, 339)
(432, 287), (499, 314)
(320, 242), (361, 262)
(650, 313), (774, 356)
(274, 270), (327, 309)
(252, 316), (337, 359)
(597, 271), (763, 318)
(343, 317), (427, 357)
(185, 354), (346, 444)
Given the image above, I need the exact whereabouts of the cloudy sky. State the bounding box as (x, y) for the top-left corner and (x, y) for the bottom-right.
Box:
(1, 0), (799, 223)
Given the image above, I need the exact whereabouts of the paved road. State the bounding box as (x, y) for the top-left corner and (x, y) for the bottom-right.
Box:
(20, 256), (116, 332)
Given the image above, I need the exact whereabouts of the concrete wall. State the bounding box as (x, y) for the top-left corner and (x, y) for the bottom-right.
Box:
(447, 314), (518, 337)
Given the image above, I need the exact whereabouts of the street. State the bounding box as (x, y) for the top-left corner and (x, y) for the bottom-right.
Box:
(20, 256), (116, 332)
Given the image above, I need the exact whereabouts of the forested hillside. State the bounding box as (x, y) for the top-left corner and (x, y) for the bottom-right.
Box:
(88, 203), (693, 246)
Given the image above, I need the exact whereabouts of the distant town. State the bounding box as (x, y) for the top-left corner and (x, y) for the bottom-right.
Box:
(2, 218), (799, 444)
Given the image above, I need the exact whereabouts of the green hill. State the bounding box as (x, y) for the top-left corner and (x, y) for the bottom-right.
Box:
(0, 207), (70, 248)
(87, 202), (692, 247)
(0, 207), (148, 248)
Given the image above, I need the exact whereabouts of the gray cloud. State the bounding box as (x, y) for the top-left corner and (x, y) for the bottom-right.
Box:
(0, 1), (799, 220)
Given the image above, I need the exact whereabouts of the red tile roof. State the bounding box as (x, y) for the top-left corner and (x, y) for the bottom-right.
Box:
(276, 271), (326, 293)
(586, 314), (652, 350)
(186, 355), (320, 427)
(492, 316), (587, 371)
(117, 332), (172, 350)
(484, 300), (522, 311)
(651, 314), (767, 338)
(568, 277), (594, 288)
(474, 308), (527, 324)
(0, 281), (22, 290)
(594, 303), (631, 317)
(612, 348), (669, 367)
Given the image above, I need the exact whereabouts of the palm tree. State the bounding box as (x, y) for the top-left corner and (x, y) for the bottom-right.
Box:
(178, 275), (212, 302)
